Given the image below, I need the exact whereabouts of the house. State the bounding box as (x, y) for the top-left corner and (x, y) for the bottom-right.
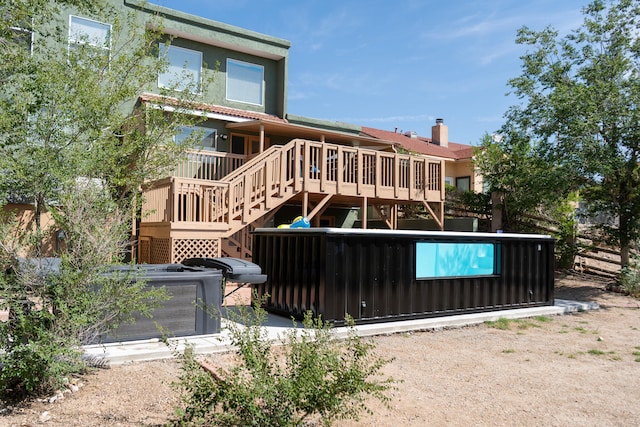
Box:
(122, 1), (452, 263)
(5, 0), (448, 262)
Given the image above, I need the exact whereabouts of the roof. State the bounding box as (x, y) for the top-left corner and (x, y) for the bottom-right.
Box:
(139, 94), (396, 150)
(226, 120), (397, 150)
(138, 94), (471, 157)
(360, 126), (474, 161)
(124, 0), (290, 60)
(138, 93), (288, 123)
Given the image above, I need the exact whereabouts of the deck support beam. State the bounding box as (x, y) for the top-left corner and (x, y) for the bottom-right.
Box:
(302, 191), (309, 217)
(361, 196), (368, 229)
(422, 201), (444, 230)
(307, 194), (333, 221)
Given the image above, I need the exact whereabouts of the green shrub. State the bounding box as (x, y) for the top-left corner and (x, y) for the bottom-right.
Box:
(0, 187), (169, 399)
(552, 197), (579, 269)
(445, 189), (491, 217)
(619, 255), (640, 298)
(172, 300), (395, 426)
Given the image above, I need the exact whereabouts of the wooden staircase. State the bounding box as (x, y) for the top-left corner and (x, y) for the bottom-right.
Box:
(139, 138), (445, 262)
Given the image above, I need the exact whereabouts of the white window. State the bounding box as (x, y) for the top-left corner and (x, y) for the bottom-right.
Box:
(69, 15), (111, 51)
(175, 126), (217, 150)
(226, 59), (264, 105)
(158, 43), (202, 93)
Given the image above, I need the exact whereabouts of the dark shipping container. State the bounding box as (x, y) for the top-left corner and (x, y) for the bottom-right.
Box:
(252, 228), (554, 324)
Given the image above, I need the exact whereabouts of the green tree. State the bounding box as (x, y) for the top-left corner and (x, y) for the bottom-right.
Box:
(0, 184), (169, 397)
(0, 0), (208, 397)
(494, 0), (640, 266)
(474, 133), (570, 231)
(0, 0), (204, 249)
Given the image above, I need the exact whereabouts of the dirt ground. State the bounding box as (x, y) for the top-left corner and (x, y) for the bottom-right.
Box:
(2, 273), (640, 426)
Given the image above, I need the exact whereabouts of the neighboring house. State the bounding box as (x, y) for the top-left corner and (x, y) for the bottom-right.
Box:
(1, 202), (61, 257)
(7, 0), (448, 262)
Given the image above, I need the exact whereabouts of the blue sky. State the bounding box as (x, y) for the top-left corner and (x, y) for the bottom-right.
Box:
(152, 0), (587, 146)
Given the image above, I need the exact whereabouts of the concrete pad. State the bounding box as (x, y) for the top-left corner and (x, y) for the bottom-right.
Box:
(83, 299), (599, 366)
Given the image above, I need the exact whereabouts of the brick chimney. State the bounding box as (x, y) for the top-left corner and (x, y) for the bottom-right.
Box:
(432, 118), (448, 147)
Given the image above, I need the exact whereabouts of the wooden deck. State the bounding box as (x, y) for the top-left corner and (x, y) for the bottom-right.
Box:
(139, 138), (445, 263)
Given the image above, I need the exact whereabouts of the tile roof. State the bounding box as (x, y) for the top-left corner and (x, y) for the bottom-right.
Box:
(360, 126), (474, 160)
(138, 93), (288, 123)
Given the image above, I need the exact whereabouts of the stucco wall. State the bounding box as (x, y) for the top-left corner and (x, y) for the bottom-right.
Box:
(445, 160), (483, 192)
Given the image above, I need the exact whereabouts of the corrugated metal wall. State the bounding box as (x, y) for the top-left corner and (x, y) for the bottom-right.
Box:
(253, 229), (554, 324)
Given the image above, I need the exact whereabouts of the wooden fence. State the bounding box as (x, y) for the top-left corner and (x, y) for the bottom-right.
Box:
(444, 202), (624, 277)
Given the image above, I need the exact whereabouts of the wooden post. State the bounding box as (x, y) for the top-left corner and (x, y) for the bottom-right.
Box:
(392, 204), (398, 230)
(361, 196), (368, 229)
(337, 146), (344, 193)
(320, 143), (327, 192)
(279, 148), (287, 197)
(375, 152), (381, 198)
(357, 149), (363, 195)
(294, 141), (302, 193)
(259, 124), (265, 153)
(394, 155), (400, 198)
(172, 179), (178, 222)
(409, 157), (416, 200)
(302, 140), (310, 192)
(440, 161), (446, 201)
(302, 191), (309, 217)
(265, 158), (273, 209)
(243, 174), (251, 221)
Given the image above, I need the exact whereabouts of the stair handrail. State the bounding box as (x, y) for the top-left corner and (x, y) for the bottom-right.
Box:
(219, 144), (284, 183)
(223, 140), (299, 222)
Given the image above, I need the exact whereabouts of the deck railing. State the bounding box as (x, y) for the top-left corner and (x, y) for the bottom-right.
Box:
(293, 140), (442, 200)
(143, 139), (443, 235)
(171, 150), (246, 181)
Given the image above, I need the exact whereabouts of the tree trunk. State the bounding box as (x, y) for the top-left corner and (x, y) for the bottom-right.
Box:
(620, 218), (631, 268)
(620, 245), (630, 268)
(34, 193), (44, 258)
(491, 191), (504, 232)
(619, 209), (632, 268)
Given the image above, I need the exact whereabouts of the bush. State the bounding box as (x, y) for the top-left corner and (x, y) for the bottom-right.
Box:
(551, 196), (579, 269)
(0, 186), (169, 399)
(619, 255), (640, 298)
(171, 299), (396, 426)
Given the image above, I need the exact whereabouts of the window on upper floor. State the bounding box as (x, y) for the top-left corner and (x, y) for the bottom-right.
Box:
(226, 58), (264, 106)
(158, 43), (202, 94)
(69, 15), (111, 54)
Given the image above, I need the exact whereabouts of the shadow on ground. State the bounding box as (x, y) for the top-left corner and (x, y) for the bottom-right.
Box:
(221, 305), (302, 329)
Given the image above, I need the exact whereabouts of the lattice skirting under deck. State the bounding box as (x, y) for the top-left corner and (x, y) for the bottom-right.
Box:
(172, 238), (220, 263)
(139, 237), (222, 264)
